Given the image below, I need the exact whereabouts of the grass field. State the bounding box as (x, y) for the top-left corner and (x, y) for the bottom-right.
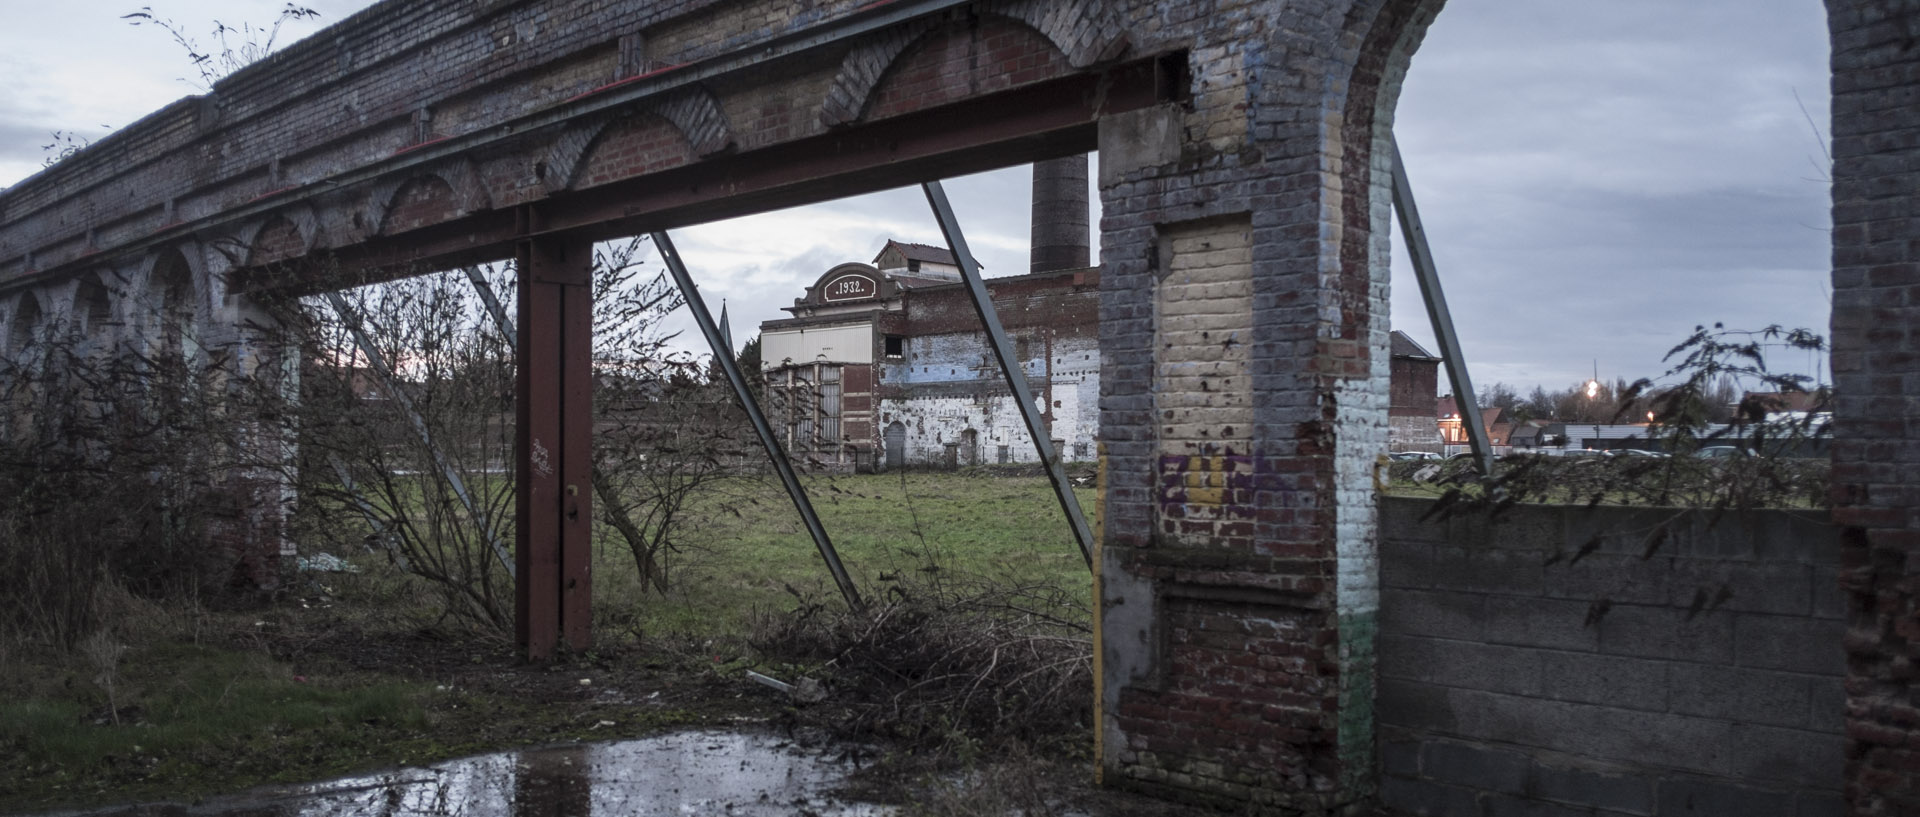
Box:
(0, 470), (1096, 812)
(607, 471), (1097, 635)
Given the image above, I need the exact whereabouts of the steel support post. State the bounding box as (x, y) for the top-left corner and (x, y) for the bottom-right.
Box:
(649, 231), (865, 611)
(322, 292), (513, 576)
(1390, 136), (1494, 475)
(515, 235), (595, 659)
(920, 180), (1095, 567)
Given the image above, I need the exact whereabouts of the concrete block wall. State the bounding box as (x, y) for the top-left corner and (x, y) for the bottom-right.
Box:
(1377, 497), (1846, 816)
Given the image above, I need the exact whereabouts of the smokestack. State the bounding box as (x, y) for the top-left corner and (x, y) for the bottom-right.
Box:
(1030, 154), (1090, 273)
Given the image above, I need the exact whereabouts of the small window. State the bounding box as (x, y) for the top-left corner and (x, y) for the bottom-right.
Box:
(1074, 442), (1090, 460)
(908, 259), (921, 272)
(885, 335), (904, 358)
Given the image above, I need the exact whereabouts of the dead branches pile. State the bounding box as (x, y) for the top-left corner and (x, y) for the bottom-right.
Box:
(754, 578), (1092, 755)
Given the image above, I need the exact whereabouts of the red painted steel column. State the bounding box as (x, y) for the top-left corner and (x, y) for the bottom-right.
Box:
(516, 233), (594, 659)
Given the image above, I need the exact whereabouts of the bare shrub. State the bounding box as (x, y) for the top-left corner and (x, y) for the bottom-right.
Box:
(753, 573), (1091, 756)
(0, 317), (279, 650)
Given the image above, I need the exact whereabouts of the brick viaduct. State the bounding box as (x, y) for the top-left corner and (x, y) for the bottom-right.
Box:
(0, 0), (1912, 812)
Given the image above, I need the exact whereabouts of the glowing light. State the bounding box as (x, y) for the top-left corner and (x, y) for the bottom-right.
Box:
(1585, 379), (1599, 399)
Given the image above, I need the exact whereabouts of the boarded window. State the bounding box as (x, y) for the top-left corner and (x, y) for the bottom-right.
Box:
(819, 366), (841, 442)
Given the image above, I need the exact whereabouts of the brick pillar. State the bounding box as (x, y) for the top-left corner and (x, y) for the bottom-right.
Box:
(1092, 0), (1440, 812)
(1828, 1), (1920, 813)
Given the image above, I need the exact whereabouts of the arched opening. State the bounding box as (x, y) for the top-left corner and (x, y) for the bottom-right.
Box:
(147, 249), (199, 365)
(73, 273), (115, 353)
(6, 293), (43, 357)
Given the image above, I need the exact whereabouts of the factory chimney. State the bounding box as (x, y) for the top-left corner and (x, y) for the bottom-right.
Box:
(1030, 154), (1090, 273)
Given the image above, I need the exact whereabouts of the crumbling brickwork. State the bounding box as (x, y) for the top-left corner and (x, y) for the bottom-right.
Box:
(1095, 0), (1439, 811)
(1827, 1), (1920, 814)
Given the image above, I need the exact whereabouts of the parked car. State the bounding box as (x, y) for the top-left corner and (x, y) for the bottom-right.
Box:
(1606, 449), (1669, 458)
(1389, 452), (1442, 461)
(1694, 446), (1746, 459)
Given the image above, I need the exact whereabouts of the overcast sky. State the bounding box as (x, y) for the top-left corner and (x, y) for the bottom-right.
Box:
(0, 0), (1835, 394)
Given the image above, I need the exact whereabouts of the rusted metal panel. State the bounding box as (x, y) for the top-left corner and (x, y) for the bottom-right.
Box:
(516, 233), (593, 659)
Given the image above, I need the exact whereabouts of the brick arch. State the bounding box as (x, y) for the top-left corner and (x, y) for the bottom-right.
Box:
(5, 290), (48, 355)
(373, 174), (460, 236)
(566, 112), (698, 191)
(241, 213), (311, 268)
(71, 270), (118, 343)
(139, 245), (207, 360)
(823, 12), (1079, 127)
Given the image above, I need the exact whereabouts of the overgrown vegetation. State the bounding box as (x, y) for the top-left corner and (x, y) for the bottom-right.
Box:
(1407, 324), (1832, 524)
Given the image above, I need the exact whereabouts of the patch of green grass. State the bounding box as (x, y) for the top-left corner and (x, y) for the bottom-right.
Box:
(598, 472), (1096, 639)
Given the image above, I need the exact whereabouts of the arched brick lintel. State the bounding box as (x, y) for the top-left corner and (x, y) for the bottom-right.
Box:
(544, 87), (733, 194)
(819, 1), (1128, 129)
(366, 159), (492, 238)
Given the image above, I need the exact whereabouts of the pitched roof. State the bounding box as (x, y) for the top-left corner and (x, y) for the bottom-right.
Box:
(874, 240), (962, 268)
(1391, 330), (1440, 361)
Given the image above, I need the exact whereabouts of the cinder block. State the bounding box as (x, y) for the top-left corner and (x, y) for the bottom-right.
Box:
(1663, 558), (1812, 616)
(1377, 677), (1458, 732)
(1722, 724), (1844, 788)
(1667, 664), (1812, 729)
(1540, 651), (1668, 712)
(1810, 562), (1846, 620)
(1381, 537), (1436, 590)
(1733, 614), (1844, 674)
(1597, 604), (1734, 664)
(1381, 589), (1486, 642)
(1808, 676), (1845, 734)
(1544, 553), (1673, 606)
(1485, 596), (1600, 652)
(1381, 737), (1421, 776)
(1531, 764), (1654, 815)
(1655, 778), (1796, 817)
(1795, 790), (1846, 817)
(1420, 740), (1529, 796)
(1378, 634), (1541, 696)
(1428, 546), (1545, 596)
(1380, 775), (1481, 817)
(1480, 792), (1596, 817)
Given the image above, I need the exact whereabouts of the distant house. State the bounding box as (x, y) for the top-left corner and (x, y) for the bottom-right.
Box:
(1436, 397), (1509, 447)
(1389, 331), (1442, 452)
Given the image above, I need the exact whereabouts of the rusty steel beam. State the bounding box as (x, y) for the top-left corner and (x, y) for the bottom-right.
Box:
(22, 0), (987, 286)
(283, 61), (1163, 285)
(514, 231), (594, 660)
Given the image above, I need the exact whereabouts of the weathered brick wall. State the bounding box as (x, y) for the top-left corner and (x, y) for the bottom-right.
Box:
(1094, 0), (1440, 811)
(1377, 498), (1846, 816)
(1826, 2), (1920, 814)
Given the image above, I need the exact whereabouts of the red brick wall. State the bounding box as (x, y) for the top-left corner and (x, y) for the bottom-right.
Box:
(379, 176), (460, 235)
(574, 116), (694, 189)
(866, 15), (1072, 121)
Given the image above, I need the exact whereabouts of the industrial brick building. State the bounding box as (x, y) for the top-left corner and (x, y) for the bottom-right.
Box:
(760, 238), (1100, 470)
(762, 241), (1439, 468)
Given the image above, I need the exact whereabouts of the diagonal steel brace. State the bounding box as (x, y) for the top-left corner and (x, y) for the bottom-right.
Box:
(921, 180), (1095, 568)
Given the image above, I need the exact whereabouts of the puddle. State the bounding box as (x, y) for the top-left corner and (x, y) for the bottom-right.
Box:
(65, 730), (894, 817)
